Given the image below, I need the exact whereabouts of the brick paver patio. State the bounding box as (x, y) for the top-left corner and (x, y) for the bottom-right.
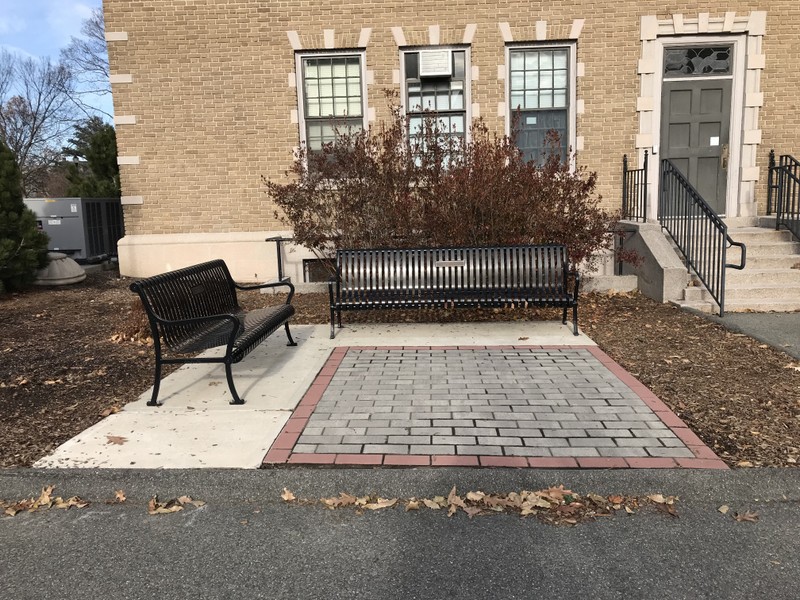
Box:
(264, 346), (726, 469)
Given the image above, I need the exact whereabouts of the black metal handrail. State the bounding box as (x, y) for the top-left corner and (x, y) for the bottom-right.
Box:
(767, 150), (800, 217)
(622, 150), (648, 222)
(770, 153), (800, 241)
(658, 159), (746, 316)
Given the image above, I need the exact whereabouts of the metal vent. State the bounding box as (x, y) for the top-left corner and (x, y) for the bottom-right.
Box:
(419, 49), (452, 77)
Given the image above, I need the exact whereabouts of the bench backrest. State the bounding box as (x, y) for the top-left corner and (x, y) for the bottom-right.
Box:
(335, 245), (569, 298)
(130, 259), (240, 347)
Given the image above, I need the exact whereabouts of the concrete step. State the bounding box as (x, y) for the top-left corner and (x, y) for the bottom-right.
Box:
(725, 268), (800, 285)
(725, 300), (800, 312)
(724, 284), (800, 300)
(729, 240), (800, 258)
(670, 299), (715, 313)
(741, 255), (800, 269)
(725, 227), (797, 244)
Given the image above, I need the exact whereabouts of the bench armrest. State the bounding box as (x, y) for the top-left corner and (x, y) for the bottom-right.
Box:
(148, 313), (242, 348)
(235, 278), (295, 304)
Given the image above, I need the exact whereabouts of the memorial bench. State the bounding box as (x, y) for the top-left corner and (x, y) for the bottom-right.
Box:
(130, 259), (297, 406)
(328, 244), (580, 338)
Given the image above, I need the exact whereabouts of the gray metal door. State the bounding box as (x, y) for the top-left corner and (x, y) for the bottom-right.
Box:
(661, 79), (731, 214)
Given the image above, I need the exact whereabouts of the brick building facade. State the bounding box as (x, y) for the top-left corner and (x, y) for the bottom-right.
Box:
(103, 2), (798, 281)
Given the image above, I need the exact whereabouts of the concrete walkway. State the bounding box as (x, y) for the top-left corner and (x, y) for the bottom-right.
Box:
(34, 320), (724, 470)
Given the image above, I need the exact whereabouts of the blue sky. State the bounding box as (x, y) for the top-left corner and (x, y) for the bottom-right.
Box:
(0, 0), (113, 117)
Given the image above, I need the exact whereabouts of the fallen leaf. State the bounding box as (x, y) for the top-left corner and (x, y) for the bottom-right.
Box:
(735, 511), (759, 522)
(648, 494), (666, 504)
(106, 435), (128, 445)
(364, 498), (397, 511)
(281, 488), (295, 502)
(463, 507), (483, 519)
(422, 498), (441, 510)
(153, 504), (183, 515)
(177, 495), (193, 505)
(447, 487), (466, 510)
(337, 492), (357, 507)
(737, 461), (754, 468)
(517, 337), (529, 341)
(466, 491), (485, 502)
(718, 505), (729, 515)
(405, 500), (420, 511)
(114, 490), (126, 503)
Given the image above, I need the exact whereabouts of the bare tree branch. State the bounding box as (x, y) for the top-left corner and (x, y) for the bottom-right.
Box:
(60, 7), (111, 118)
(0, 50), (78, 196)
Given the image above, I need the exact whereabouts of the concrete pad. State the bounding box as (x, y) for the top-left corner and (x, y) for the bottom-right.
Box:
(35, 321), (592, 469)
(35, 409), (289, 469)
(329, 320), (594, 347)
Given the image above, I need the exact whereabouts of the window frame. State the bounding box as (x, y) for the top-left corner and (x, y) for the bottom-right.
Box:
(294, 49), (369, 152)
(505, 42), (577, 166)
(399, 45), (472, 145)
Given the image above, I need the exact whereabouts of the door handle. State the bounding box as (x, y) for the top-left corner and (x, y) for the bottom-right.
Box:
(720, 143), (729, 170)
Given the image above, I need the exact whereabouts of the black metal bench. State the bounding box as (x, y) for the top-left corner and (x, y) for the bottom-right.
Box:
(328, 245), (580, 338)
(130, 259), (297, 406)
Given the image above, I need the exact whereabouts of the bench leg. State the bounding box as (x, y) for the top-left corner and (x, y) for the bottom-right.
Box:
(285, 322), (298, 346)
(562, 307), (568, 325)
(329, 307), (336, 339)
(337, 309), (342, 329)
(226, 362), (244, 405)
(147, 359), (162, 407)
(572, 304), (579, 336)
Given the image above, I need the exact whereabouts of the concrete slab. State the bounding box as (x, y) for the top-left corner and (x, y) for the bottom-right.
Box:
(36, 321), (588, 469)
(34, 410), (289, 469)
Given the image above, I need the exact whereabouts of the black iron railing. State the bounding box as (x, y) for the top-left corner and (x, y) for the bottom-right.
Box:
(622, 150), (648, 222)
(659, 159), (746, 316)
(768, 151), (800, 241)
(265, 235), (293, 280)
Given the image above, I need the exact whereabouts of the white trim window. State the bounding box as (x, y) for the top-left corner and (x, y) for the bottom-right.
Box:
(507, 44), (575, 163)
(296, 52), (367, 152)
(402, 48), (470, 146)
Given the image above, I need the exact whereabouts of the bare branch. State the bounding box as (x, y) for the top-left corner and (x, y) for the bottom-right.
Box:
(0, 51), (78, 196)
(60, 7), (111, 102)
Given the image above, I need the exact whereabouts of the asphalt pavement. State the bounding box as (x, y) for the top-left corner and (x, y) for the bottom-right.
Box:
(2, 468), (799, 599)
(702, 312), (800, 359)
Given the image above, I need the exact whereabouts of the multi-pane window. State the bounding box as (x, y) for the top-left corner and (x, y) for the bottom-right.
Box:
(299, 54), (364, 151)
(404, 49), (468, 145)
(508, 46), (571, 163)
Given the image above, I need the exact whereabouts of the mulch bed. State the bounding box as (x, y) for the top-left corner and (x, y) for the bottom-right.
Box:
(1, 269), (798, 468)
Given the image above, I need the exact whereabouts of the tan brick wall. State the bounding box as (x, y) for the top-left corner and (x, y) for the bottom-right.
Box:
(104, 1), (800, 236)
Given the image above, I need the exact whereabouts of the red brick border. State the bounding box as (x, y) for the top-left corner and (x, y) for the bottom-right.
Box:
(262, 345), (728, 470)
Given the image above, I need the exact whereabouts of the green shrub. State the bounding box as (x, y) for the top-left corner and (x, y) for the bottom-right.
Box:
(265, 98), (622, 271)
(0, 140), (49, 293)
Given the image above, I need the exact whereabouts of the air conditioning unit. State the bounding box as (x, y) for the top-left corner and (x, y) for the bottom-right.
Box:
(23, 197), (125, 262)
(419, 49), (452, 77)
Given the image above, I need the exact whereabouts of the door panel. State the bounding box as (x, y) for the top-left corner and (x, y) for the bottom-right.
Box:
(661, 79), (732, 214)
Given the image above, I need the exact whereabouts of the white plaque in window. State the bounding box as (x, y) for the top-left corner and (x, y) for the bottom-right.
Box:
(419, 49), (452, 77)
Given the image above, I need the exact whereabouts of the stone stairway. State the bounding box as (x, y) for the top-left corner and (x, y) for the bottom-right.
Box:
(673, 223), (800, 313)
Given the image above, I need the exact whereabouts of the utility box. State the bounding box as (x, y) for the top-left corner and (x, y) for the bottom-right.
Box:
(23, 197), (124, 262)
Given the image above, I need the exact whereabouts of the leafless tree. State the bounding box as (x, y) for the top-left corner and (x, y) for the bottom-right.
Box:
(60, 7), (111, 118)
(0, 50), (77, 196)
